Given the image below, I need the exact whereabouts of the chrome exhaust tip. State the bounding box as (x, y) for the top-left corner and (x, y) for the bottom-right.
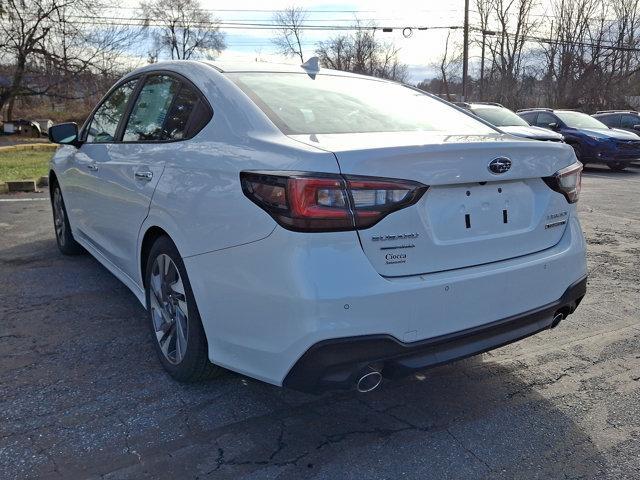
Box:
(356, 368), (383, 393)
(551, 312), (564, 328)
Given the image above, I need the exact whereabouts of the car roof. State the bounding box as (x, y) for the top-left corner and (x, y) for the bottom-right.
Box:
(517, 108), (585, 114)
(123, 59), (398, 86)
(466, 102), (505, 108)
(201, 59), (394, 81)
(594, 110), (638, 115)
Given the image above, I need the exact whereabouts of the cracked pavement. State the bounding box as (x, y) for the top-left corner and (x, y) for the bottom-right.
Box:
(0, 165), (639, 479)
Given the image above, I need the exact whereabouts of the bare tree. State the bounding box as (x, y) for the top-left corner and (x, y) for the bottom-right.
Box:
(484, 0), (539, 107)
(272, 6), (307, 63)
(541, 0), (602, 107)
(315, 24), (408, 82)
(440, 31), (458, 100)
(0, 0), (140, 120)
(418, 0), (640, 110)
(141, 0), (226, 60)
(424, 30), (463, 100)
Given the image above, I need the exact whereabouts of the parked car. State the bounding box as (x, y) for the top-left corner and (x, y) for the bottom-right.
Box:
(456, 102), (564, 142)
(518, 108), (640, 171)
(2, 119), (41, 137)
(592, 110), (640, 135)
(33, 118), (54, 136)
(47, 60), (587, 393)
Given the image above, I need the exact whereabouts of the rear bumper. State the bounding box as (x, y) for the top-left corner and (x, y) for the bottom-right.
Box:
(185, 214), (587, 388)
(283, 276), (587, 393)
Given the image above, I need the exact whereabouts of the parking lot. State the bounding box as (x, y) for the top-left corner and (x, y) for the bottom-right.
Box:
(0, 165), (639, 480)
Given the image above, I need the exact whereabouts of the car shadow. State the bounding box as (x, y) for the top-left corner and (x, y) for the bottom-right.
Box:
(0, 240), (608, 480)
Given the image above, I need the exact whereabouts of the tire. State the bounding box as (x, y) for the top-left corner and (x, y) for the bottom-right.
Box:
(608, 162), (627, 171)
(144, 235), (222, 382)
(51, 184), (85, 255)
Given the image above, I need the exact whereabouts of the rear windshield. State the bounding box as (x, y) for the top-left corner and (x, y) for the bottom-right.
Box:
(471, 106), (530, 127)
(228, 72), (495, 135)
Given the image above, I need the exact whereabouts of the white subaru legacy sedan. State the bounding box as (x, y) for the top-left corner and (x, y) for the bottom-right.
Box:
(48, 60), (587, 393)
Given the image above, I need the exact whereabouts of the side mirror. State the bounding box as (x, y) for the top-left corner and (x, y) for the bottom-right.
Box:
(633, 124), (640, 131)
(48, 122), (80, 146)
(548, 122), (560, 131)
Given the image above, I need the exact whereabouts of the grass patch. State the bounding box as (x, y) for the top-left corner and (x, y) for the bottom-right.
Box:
(0, 150), (53, 183)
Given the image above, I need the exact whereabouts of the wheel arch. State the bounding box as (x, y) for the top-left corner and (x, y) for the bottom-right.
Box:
(48, 170), (58, 201)
(139, 226), (171, 288)
(566, 140), (583, 160)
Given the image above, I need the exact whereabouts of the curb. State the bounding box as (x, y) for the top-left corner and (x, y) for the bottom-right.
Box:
(0, 177), (48, 193)
(0, 143), (56, 152)
(6, 180), (37, 192)
(0, 144), (54, 193)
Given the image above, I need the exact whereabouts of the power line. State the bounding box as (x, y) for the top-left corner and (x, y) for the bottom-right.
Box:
(471, 26), (640, 52)
(468, 7), (632, 23)
(14, 12), (463, 32)
(104, 6), (462, 14)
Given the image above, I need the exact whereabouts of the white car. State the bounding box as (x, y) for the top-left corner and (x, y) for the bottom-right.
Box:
(48, 60), (587, 393)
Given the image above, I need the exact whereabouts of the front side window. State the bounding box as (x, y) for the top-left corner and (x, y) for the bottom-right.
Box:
(228, 73), (495, 135)
(598, 114), (618, 128)
(535, 112), (558, 128)
(123, 75), (180, 141)
(86, 79), (137, 143)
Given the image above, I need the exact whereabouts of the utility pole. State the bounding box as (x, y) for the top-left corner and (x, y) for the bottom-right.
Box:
(462, 0), (470, 101)
(480, 31), (486, 101)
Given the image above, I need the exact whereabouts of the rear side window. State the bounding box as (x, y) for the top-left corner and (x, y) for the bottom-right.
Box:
(121, 75), (211, 142)
(123, 75), (179, 141)
(620, 114), (638, 128)
(186, 99), (213, 138)
(163, 85), (199, 140)
(86, 79), (137, 143)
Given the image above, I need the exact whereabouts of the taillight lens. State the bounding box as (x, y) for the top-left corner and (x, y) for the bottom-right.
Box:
(240, 171), (427, 232)
(346, 177), (426, 229)
(543, 162), (582, 203)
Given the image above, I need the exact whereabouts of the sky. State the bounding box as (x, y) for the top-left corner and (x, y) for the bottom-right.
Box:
(117, 0), (472, 83)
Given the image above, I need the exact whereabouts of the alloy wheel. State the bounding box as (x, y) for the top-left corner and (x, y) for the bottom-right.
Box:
(149, 254), (189, 365)
(53, 189), (66, 247)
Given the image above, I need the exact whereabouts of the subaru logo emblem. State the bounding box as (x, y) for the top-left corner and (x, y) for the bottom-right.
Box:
(488, 157), (512, 174)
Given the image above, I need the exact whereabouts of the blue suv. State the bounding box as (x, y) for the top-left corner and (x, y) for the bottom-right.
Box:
(518, 108), (640, 171)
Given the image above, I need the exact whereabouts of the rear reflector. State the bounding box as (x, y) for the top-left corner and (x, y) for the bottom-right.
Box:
(241, 171), (427, 232)
(543, 161), (582, 204)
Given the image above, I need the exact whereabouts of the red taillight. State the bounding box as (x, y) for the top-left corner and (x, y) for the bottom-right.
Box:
(543, 162), (582, 204)
(241, 171), (427, 232)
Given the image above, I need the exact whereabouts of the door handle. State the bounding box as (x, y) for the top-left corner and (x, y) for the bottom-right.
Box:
(134, 171), (153, 181)
(86, 163), (98, 171)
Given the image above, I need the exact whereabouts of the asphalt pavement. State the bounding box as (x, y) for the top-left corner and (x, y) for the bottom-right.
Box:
(0, 166), (639, 479)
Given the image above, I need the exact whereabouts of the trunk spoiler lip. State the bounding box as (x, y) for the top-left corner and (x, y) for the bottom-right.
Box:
(286, 131), (564, 153)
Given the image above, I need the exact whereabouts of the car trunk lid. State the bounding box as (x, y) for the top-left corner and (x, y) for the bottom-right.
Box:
(290, 132), (576, 276)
